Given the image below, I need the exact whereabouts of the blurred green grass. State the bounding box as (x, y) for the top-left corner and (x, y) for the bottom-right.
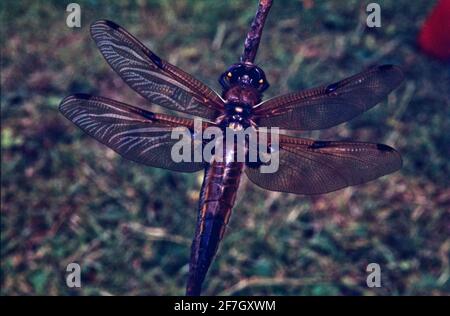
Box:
(1, 0), (449, 295)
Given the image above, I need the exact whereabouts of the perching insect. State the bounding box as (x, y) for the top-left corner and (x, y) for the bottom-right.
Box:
(60, 1), (404, 296)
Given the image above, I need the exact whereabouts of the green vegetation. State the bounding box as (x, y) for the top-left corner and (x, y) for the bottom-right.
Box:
(1, 0), (449, 295)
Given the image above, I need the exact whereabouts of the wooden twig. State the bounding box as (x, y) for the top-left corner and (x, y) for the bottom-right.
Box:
(240, 0), (273, 64)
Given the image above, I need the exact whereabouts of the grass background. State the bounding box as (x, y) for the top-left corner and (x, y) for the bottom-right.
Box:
(1, 0), (449, 295)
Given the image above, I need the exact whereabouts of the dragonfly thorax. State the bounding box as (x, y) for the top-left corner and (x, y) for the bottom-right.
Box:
(219, 102), (252, 130)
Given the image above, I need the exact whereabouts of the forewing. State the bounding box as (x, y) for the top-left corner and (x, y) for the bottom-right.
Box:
(59, 94), (208, 172)
(245, 134), (402, 194)
(90, 20), (224, 119)
(253, 65), (404, 130)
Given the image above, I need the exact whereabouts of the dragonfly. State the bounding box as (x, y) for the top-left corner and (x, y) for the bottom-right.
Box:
(59, 19), (404, 296)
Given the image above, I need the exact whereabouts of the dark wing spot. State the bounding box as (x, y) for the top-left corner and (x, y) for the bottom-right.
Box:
(376, 143), (395, 152)
(70, 93), (93, 100)
(378, 64), (394, 71)
(102, 20), (120, 30)
(148, 52), (163, 69)
(140, 111), (156, 120)
(309, 141), (331, 149)
(325, 82), (338, 94)
(126, 106), (156, 120)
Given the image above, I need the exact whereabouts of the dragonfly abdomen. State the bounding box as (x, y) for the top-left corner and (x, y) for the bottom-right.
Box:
(186, 160), (243, 296)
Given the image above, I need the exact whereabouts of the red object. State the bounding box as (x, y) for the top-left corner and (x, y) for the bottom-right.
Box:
(418, 0), (450, 60)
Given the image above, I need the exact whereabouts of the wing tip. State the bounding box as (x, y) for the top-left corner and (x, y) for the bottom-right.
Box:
(59, 93), (92, 111)
(378, 64), (405, 85)
(90, 20), (121, 38)
(376, 143), (403, 172)
(90, 19), (120, 30)
(88, 19), (163, 69)
(378, 64), (395, 71)
(376, 143), (395, 152)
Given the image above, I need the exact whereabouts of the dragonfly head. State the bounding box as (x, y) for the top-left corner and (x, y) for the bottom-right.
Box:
(219, 63), (270, 93)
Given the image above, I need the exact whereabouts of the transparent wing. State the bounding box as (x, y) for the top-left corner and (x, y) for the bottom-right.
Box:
(245, 134), (402, 194)
(90, 20), (224, 119)
(60, 94), (209, 172)
(253, 65), (404, 130)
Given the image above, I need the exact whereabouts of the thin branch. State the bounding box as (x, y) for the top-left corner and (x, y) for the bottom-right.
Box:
(240, 0), (274, 64)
